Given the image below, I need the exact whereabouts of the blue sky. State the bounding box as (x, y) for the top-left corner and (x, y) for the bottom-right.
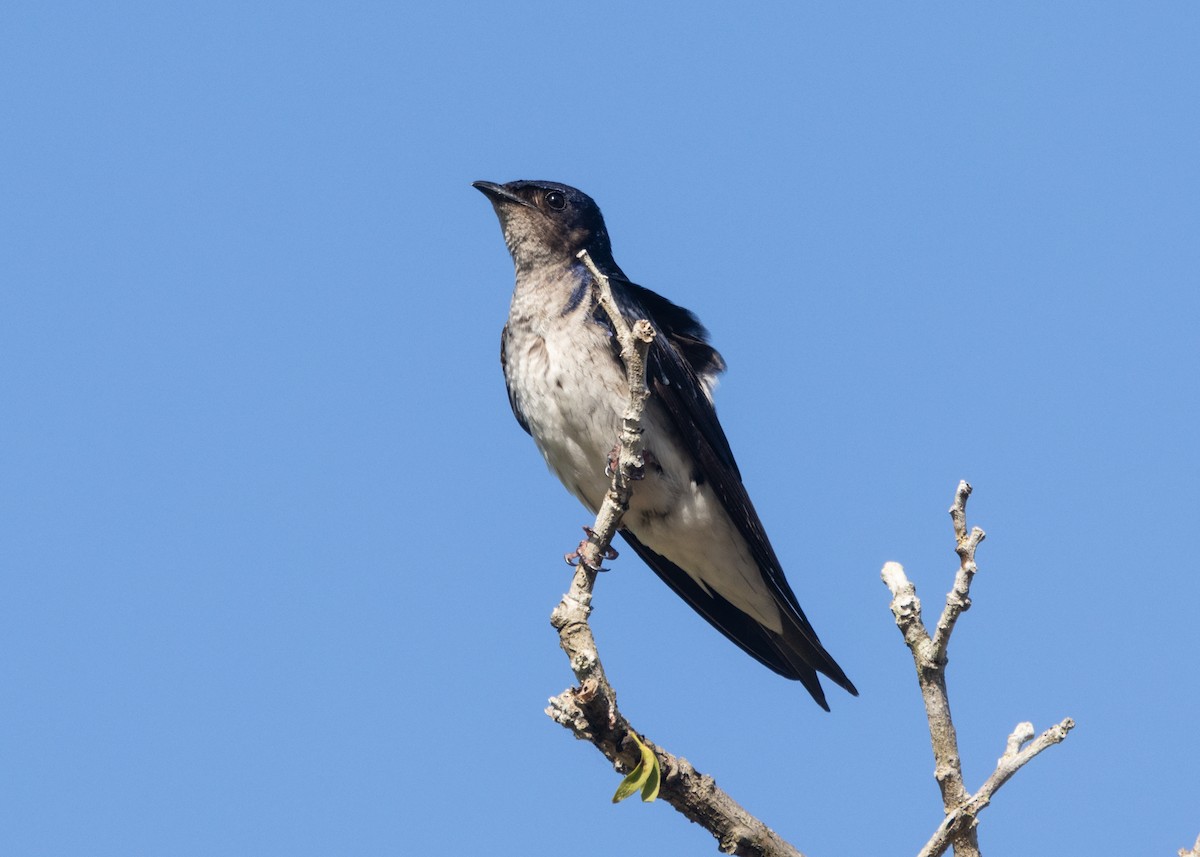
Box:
(3, 3), (1197, 855)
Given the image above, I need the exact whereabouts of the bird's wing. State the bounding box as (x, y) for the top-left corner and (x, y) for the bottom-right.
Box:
(617, 528), (833, 708)
(499, 325), (531, 435)
(609, 276), (858, 703)
(611, 278), (728, 407)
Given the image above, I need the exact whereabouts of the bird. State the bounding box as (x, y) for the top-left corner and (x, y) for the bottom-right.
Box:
(474, 179), (856, 709)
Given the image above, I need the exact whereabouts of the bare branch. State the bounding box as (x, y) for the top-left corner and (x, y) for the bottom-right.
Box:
(976, 719), (1075, 805)
(885, 482), (1073, 857)
(931, 482), (985, 662)
(917, 719), (1075, 857)
(883, 561), (978, 856)
(545, 250), (803, 857)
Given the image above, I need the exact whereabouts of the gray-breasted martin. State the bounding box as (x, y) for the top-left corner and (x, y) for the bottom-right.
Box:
(474, 179), (856, 709)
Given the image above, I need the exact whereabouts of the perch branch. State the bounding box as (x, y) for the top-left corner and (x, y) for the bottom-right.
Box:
(545, 249), (803, 857)
(883, 481), (1074, 857)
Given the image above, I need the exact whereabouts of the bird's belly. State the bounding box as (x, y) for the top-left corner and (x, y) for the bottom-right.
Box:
(628, 478), (783, 633)
(506, 321), (781, 633)
(506, 321), (627, 511)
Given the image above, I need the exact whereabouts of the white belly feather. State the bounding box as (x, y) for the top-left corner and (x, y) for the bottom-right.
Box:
(504, 310), (783, 634)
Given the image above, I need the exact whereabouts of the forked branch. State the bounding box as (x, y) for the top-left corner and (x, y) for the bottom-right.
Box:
(883, 482), (1074, 857)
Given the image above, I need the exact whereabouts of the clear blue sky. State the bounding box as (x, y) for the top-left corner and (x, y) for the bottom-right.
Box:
(3, 3), (1197, 855)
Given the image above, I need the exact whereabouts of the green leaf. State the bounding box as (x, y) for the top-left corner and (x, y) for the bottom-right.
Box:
(611, 733), (660, 804)
(611, 763), (646, 804)
(640, 745), (660, 802)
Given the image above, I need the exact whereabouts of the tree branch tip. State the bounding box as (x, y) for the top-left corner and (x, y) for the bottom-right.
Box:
(1002, 722), (1036, 759)
(881, 561), (910, 591)
(950, 480), (976, 541)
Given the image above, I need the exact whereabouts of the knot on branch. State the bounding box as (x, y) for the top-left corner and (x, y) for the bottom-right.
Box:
(934, 761), (960, 784)
(570, 650), (598, 675)
(719, 826), (759, 855)
(549, 592), (591, 631)
(631, 317), (655, 343)
(546, 691), (593, 739)
(944, 591), (972, 614)
(892, 592), (921, 620)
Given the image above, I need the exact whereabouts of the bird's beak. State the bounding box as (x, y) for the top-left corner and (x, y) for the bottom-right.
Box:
(472, 180), (533, 208)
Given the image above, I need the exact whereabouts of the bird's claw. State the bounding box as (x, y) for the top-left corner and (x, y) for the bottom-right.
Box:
(605, 444), (654, 481)
(631, 448), (657, 481)
(563, 526), (618, 570)
(605, 444), (620, 478)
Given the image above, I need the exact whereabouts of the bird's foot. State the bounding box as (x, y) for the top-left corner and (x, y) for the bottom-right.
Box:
(604, 444), (620, 478)
(563, 526), (619, 570)
(605, 444), (655, 481)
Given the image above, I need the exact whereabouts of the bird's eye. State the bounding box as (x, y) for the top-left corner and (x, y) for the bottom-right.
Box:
(544, 190), (566, 210)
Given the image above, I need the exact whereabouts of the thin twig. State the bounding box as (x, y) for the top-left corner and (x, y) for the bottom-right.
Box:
(545, 249), (802, 857)
(932, 482), (985, 663)
(916, 719), (1075, 857)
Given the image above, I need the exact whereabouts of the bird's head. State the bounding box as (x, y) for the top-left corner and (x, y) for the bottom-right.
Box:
(473, 180), (613, 272)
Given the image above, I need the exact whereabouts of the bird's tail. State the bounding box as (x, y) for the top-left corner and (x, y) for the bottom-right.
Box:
(776, 614), (859, 711)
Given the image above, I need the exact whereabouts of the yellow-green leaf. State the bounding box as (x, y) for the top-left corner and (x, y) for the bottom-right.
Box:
(640, 746), (660, 802)
(611, 761), (647, 803)
(612, 733), (660, 804)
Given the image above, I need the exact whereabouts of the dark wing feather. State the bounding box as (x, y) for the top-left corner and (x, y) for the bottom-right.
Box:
(500, 325), (531, 435)
(612, 277), (727, 397)
(619, 529), (832, 709)
(610, 277), (858, 702)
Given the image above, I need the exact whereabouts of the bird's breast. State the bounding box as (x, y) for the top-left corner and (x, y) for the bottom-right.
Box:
(503, 313), (630, 511)
(503, 306), (781, 632)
